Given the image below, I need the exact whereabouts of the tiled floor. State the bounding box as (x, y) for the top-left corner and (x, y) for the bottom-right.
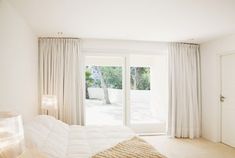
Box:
(143, 136), (235, 158)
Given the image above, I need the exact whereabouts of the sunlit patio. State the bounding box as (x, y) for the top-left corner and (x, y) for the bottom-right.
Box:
(85, 97), (163, 125)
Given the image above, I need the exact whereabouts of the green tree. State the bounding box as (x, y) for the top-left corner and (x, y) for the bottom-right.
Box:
(100, 67), (122, 89)
(85, 70), (94, 99)
(131, 67), (150, 90)
(94, 66), (111, 104)
(85, 66), (122, 104)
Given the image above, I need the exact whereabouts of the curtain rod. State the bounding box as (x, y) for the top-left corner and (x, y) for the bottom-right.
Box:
(181, 42), (199, 46)
(38, 38), (198, 45)
(38, 37), (80, 40)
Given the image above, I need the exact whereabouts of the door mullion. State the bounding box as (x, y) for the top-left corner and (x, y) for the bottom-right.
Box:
(124, 55), (131, 126)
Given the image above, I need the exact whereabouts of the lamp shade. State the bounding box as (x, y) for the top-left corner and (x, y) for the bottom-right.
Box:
(41, 95), (58, 110)
(0, 112), (24, 157)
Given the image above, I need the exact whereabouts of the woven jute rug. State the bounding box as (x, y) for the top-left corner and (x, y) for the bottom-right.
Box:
(92, 136), (167, 158)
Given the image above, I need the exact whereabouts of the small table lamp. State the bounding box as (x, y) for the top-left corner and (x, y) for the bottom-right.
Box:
(41, 95), (58, 114)
(0, 112), (24, 158)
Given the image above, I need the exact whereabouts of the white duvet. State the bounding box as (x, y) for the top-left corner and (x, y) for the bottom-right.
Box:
(24, 115), (135, 158)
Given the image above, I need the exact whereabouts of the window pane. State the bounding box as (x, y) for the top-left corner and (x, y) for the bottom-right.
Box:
(129, 54), (168, 127)
(130, 67), (158, 123)
(85, 66), (123, 125)
(130, 67), (150, 90)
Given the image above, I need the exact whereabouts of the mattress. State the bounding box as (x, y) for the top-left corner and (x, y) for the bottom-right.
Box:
(24, 115), (135, 158)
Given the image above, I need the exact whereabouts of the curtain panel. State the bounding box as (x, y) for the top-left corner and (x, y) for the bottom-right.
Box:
(168, 43), (201, 139)
(38, 38), (83, 125)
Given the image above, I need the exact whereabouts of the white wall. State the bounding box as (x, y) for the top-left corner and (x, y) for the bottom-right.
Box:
(0, 0), (38, 122)
(81, 38), (168, 55)
(201, 34), (235, 142)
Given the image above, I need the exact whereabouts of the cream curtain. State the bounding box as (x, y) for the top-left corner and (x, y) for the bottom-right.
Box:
(39, 38), (83, 125)
(168, 43), (201, 139)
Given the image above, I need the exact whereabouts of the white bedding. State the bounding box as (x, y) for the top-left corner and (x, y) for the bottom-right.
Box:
(24, 115), (135, 158)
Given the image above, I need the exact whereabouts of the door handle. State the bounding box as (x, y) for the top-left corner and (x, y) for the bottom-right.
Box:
(220, 95), (226, 102)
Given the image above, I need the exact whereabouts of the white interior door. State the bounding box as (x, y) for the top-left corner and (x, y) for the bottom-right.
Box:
(221, 53), (235, 147)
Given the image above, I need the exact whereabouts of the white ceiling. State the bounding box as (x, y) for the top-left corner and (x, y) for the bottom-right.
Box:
(8, 0), (235, 43)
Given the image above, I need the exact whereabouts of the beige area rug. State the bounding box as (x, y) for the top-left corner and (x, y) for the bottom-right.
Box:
(92, 136), (166, 158)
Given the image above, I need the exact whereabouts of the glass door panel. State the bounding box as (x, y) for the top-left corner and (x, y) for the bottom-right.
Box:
(129, 55), (168, 133)
(85, 56), (124, 125)
(130, 66), (158, 123)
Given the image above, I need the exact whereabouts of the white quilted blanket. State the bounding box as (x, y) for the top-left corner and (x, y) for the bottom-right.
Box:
(24, 115), (135, 158)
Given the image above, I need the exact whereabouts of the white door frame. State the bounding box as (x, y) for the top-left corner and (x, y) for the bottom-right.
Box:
(82, 52), (167, 134)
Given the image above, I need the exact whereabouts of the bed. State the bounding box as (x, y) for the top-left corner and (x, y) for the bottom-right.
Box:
(23, 115), (135, 158)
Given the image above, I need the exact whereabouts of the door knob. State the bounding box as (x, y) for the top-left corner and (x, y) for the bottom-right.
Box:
(220, 95), (226, 102)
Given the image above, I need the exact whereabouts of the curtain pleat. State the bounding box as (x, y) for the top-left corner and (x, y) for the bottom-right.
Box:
(168, 43), (201, 139)
(38, 38), (82, 125)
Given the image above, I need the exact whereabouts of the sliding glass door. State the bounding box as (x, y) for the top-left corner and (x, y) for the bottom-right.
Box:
(84, 54), (168, 133)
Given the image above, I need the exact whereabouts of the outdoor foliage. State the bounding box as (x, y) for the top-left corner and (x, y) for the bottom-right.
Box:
(85, 71), (94, 99)
(85, 66), (150, 90)
(85, 71), (94, 87)
(130, 67), (150, 90)
(100, 67), (122, 89)
(86, 66), (122, 89)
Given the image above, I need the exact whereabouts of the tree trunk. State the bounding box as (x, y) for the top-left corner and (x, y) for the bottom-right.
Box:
(85, 83), (89, 99)
(135, 67), (141, 89)
(101, 77), (111, 104)
(94, 66), (111, 104)
(133, 67), (137, 90)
